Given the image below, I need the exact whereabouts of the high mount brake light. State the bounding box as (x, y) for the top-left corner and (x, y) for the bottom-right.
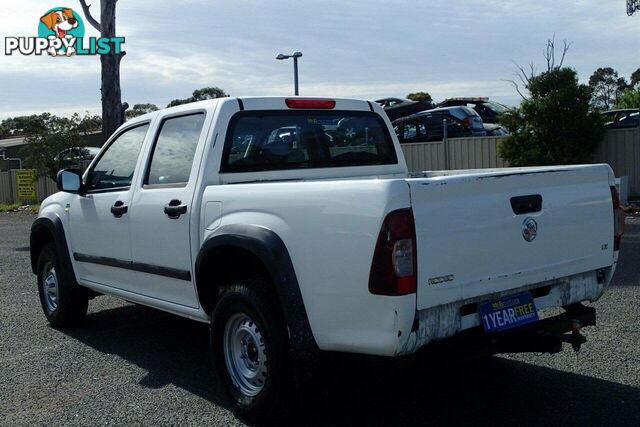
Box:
(285, 99), (336, 109)
(610, 186), (625, 251)
(369, 209), (417, 296)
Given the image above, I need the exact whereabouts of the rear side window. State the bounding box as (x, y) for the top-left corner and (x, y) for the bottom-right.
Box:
(401, 119), (426, 141)
(449, 108), (469, 120)
(403, 122), (418, 139)
(221, 111), (397, 173)
(146, 113), (205, 185)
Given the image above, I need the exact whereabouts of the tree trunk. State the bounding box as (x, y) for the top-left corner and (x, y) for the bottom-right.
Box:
(99, 0), (125, 140)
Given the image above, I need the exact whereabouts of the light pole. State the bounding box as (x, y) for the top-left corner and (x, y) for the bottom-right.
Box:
(276, 51), (303, 95)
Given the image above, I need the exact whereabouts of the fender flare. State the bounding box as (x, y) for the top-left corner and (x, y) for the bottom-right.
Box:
(30, 216), (79, 287)
(195, 224), (317, 356)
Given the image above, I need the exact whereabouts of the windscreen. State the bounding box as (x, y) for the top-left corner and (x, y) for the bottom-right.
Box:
(220, 111), (398, 172)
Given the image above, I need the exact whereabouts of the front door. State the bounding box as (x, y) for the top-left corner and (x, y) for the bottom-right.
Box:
(68, 123), (150, 289)
(128, 112), (207, 308)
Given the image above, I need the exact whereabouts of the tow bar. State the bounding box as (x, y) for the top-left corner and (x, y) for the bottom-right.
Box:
(487, 303), (595, 354)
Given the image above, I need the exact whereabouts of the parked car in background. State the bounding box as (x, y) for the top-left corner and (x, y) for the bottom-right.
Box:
(602, 109), (640, 129)
(375, 97), (435, 121)
(393, 106), (486, 143)
(438, 97), (509, 124)
(53, 146), (101, 163)
(484, 123), (509, 136)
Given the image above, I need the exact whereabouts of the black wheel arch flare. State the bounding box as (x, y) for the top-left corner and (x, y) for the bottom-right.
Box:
(195, 224), (318, 357)
(30, 216), (79, 288)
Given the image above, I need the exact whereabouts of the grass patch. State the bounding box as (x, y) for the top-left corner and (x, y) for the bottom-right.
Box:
(0, 203), (40, 213)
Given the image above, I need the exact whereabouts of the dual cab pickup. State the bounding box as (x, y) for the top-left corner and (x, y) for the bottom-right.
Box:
(31, 97), (623, 421)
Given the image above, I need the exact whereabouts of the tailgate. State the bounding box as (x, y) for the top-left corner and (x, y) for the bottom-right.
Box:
(407, 165), (614, 310)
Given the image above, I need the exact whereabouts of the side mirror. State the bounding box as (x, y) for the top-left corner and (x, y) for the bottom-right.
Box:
(56, 169), (85, 195)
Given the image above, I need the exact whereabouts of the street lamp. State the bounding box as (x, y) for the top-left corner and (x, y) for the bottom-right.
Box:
(276, 51), (303, 95)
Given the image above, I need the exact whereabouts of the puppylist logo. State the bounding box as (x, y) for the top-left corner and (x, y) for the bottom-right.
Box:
(5, 7), (124, 57)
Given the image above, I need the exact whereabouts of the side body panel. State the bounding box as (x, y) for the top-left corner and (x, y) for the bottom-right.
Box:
(199, 179), (416, 355)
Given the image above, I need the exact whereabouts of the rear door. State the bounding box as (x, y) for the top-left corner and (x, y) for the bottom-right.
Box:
(406, 165), (614, 310)
(128, 111), (208, 308)
(424, 113), (444, 141)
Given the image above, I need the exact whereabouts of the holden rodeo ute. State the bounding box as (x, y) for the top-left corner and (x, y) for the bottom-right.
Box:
(30, 97), (623, 421)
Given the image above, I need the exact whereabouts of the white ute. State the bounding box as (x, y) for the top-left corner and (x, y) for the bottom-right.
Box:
(31, 97), (624, 421)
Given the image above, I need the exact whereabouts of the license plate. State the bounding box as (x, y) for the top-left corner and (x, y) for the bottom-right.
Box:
(479, 292), (539, 333)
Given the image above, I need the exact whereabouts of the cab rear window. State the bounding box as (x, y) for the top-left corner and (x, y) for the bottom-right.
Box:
(220, 111), (397, 173)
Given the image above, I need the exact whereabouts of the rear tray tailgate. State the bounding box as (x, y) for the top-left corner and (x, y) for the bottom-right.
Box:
(406, 165), (614, 311)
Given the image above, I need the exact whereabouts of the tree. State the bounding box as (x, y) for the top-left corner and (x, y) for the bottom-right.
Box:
(0, 113), (53, 137)
(167, 87), (228, 107)
(630, 67), (640, 89)
(406, 92), (433, 102)
(614, 87), (640, 109)
(588, 67), (628, 111)
(499, 40), (604, 167)
(125, 103), (159, 120)
(79, 0), (128, 139)
(21, 113), (102, 179)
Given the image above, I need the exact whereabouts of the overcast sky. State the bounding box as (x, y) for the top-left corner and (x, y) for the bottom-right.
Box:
(1, 0), (638, 120)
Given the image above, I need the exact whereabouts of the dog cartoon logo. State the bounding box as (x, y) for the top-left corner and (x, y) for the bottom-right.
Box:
(5, 7), (123, 57)
(38, 7), (85, 57)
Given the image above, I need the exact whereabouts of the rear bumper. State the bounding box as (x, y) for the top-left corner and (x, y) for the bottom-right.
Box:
(397, 266), (615, 355)
(416, 303), (596, 357)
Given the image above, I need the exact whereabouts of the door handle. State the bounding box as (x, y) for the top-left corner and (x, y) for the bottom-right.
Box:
(110, 200), (128, 218)
(164, 199), (187, 219)
(510, 194), (543, 215)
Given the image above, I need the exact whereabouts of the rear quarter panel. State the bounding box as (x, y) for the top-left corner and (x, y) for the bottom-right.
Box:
(200, 178), (416, 355)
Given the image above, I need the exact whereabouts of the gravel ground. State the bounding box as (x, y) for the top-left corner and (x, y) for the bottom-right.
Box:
(0, 213), (639, 426)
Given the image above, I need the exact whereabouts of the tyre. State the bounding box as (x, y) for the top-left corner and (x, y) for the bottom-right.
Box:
(37, 242), (88, 327)
(210, 279), (292, 422)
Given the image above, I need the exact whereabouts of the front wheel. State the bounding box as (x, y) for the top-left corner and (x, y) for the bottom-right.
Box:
(36, 243), (88, 327)
(210, 279), (292, 422)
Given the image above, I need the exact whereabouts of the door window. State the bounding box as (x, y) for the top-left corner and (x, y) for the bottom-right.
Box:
(87, 123), (149, 191)
(146, 113), (206, 185)
(403, 122), (418, 140)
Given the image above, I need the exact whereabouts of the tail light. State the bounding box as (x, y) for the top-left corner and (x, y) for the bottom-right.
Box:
(460, 117), (473, 129)
(285, 99), (336, 109)
(369, 209), (417, 295)
(610, 186), (625, 251)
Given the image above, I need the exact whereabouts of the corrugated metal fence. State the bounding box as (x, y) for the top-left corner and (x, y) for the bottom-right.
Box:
(0, 171), (58, 204)
(402, 128), (640, 197)
(0, 172), (12, 204)
(1, 129), (639, 204)
(401, 136), (508, 171)
(593, 128), (640, 197)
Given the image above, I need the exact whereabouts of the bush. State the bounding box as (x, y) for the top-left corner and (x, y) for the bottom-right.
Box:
(499, 67), (604, 166)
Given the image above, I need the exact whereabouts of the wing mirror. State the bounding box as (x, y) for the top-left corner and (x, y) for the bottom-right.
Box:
(56, 169), (86, 195)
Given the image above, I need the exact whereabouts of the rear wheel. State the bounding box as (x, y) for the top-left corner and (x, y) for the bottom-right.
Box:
(37, 243), (88, 327)
(210, 279), (291, 422)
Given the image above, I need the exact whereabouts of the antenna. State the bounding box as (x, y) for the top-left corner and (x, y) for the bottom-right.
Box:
(628, 0), (640, 15)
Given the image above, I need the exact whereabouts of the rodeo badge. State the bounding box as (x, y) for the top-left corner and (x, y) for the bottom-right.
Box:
(4, 6), (125, 57)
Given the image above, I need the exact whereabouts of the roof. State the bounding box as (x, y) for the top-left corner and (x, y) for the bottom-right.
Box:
(0, 130), (103, 150)
(0, 137), (28, 149)
(603, 109), (640, 113)
(441, 97), (489, 102)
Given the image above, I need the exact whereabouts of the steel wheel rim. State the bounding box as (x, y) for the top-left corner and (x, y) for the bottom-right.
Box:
(223, 312), (268, 397)
(42, 262), (59, 312)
